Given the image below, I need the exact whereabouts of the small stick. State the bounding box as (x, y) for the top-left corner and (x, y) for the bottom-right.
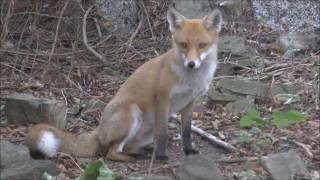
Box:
(128, 19), (144, 44)
(82, 6), (107, 63)
(292, 140), (313, 158)
(171, 115), (237, 152)
(213, 157), (258, 164)
(93, 18), (102, 38)
(191, 125), (237, 152)
(44, 0), (71, 76)
(138, 0), (155, 40)
(57, 152), (84, 172)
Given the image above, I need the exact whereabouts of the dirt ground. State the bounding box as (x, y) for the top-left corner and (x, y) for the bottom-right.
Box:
(0, 0), (319, 179)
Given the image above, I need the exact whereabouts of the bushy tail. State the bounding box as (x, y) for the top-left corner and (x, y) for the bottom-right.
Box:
(26, 124), (100, 158)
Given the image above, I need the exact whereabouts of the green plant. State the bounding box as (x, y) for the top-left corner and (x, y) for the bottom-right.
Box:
(43, 159), (144, 180)
(240, 108), (271, 128)
(240, 108), (305, 129)
(272, 110), (305, 128)
(77, 159), (113, 180)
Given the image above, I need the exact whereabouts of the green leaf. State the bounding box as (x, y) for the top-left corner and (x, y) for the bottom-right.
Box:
(240, 115), (254, 127)
(286, 110), (305, 122)
(253, 118), (268, 128)
(273, 111), (289, 128)
(78, 159), (114, 180)
(247, 108), (261, 120)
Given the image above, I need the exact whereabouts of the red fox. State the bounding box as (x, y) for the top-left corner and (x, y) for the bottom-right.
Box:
(26, 7), (223, 161)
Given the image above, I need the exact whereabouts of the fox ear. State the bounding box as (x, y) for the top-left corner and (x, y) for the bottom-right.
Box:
(167, 7), (185, 32)
(204, 9), (223, 32)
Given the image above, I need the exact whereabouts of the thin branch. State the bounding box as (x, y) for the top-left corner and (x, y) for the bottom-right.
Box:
(191, 125), (238, 152)
(44, 0), (71, 76)
(138, 0), (155, 40)
(93, 18), (102, 38)
(128, 19), (144, 44)
(171, 115), (237, 152)
(57, 152), (83, 172)
(82, 6), (107, 63)
(0, 62), (30, 78)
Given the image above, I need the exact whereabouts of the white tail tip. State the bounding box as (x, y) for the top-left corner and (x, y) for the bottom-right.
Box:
(37, 131), (60, 157)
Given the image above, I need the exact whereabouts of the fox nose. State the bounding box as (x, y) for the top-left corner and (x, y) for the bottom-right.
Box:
(188, 61), (195, 68)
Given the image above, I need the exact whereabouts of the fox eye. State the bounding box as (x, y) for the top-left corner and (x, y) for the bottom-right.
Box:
(179, 42), (188, 49)
(199, 43), (207, 49)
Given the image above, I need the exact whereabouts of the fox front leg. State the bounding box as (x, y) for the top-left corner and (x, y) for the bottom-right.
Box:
(181, 101), (199, 155)
(154, 99), (170, 160)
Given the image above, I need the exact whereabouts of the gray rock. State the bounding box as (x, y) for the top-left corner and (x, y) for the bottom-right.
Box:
(208, 88), (243, 103)
(218, 0), (249, 18)
(177, 155), (223, 180)
(172, 0), (212, 19)
(226, 97), (255, 113)
(216, 79), (302, 98)
(252, 0), (320, 32)
(4, 93), (66, 129)
(279, 33), (319, 53)
(96, 0), (139, 35)
(0, 141), (30, 168)
(218, 35), (255, 57)
(1, 160), (59, 180)
(216, 59), (258, 76)
(261, 150), (309, 180)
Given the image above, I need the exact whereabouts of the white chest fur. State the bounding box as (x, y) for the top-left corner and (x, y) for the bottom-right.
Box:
(169, 60), (217, 114)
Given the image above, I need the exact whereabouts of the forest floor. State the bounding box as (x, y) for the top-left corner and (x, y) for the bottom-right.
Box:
(0, 0), (319, 179)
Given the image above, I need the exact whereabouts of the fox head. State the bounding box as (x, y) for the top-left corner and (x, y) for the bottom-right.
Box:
(167, 8), (223, 69)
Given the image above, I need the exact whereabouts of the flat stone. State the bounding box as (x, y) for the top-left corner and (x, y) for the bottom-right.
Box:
(279, 33), (319, 53)
(4, 93), (66, 129)
(218, 35), (255, 58)
(96, 0), (139, 35)
(261, 150), (309, 180)
(177, 155), (223, 180)
(0, 141), (30, 168)
(1, 160), (59, 180)
(216, 79), (302, 98)
(208, 88), (243, 103)
(226, 97), (255, 113)
(172, 0), (212, 18)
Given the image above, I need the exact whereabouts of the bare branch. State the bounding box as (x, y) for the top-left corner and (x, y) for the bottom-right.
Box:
(82, 6), (107, 64)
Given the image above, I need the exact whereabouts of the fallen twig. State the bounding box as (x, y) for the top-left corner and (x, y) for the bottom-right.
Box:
(171, 115), (237, 152)
(57, 152), (83, 172)
(292, 140), (314, 158)
(82, 6), (107, 63)
(191, 125), (237, 152)
(280, 137), (314, 158)
(213, 157), (258, 164)
(44, 0), (71, 76)
(138, 0), (155, 40)
(93, 18), (102, 38)
(128, 19), (144, 44)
